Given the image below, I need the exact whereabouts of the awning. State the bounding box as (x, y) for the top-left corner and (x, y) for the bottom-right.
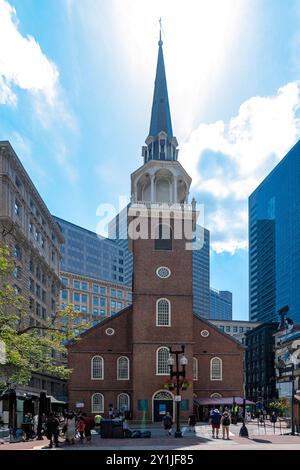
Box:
(194, 397), (255, 406)
(46, 395), (67, 404)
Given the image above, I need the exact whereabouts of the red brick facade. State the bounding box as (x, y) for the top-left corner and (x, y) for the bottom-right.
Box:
(68, 214), (244, 422)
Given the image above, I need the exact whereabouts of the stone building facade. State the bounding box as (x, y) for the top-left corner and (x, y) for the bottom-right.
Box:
(59, 270), (132, 326)
(0, 141), (66, 421)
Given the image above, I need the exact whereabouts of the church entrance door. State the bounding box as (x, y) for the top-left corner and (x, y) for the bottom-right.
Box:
(153, 391), (174, 422)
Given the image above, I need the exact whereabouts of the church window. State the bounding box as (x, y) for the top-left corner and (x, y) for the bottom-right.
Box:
(117, 356), (129, 380)
(210, 357), (222, 381)
(193, 357), (198, 380)
(156, 347), (170, 375)
(91, 356), (104, 380)
(156, 299), (171, 326)
(91, 393), (104, 413)
(156, 266), (171, 279)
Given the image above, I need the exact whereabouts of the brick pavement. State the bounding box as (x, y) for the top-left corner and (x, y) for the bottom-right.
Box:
(1, 423), (300, 451)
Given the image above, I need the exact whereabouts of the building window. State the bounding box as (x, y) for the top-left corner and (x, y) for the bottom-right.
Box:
(81, 294), (88, 303)
(156, 347), (170, 375)
(13, 245), (22, 260)
(61, 277), (68, 287)
(210, 357), (222, 381)
(91, 356), (104, 380)
(73, 292), (80, 302)
(210, 393), (222, 399)
(81, 282), (88, 291)
(233, 326), (238, 333)
(93, 308), (99, 315)
(117, 356), (130, 380)
(100, 287), (106, 295)
(117, 290), (123, 299)
(100, 298), (106, 307)
(127, 292), (132, 301)
(93, 284), (99, 293)
(225, 326), (231, 333)
(111, 289), (116, 298)
(14, 199), (21, 216)
(117, 393), (130, 412)
(93, 296), (99, 306)
(91, 393), (104, 413)
(61, 290), (68, 301)
(156, 298), (171, 326)
(193, 357), (198, 381)
(154, 224), (172, 251)
(73, 280), (80, 289)
(111, 300), (116, 309)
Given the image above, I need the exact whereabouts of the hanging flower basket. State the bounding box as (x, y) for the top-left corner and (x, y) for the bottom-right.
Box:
(180, 378), (192, 390)
(163, 379), (176, 391)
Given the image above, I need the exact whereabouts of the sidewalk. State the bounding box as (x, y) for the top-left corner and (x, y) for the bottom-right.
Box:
(1, 422), (300, 451)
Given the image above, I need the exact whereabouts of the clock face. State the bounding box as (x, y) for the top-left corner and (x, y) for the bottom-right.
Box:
(201, 329), (210, 338)
(156, 266), (171, 279)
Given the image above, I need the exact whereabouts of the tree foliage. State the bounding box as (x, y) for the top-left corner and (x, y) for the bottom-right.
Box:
(0, 243), (89, 387)
(268, 397), (290, 415)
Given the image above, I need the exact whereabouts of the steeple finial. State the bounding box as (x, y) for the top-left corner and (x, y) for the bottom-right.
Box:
(158, 17), (163, 46)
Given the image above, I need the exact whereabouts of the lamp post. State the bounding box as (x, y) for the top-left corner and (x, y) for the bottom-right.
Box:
(167, 345), (188, 438)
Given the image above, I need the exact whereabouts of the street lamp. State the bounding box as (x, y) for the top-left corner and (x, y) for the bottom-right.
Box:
(167, 345), (188, 438)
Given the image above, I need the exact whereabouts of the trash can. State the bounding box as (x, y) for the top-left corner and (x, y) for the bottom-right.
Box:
(100, 420), (113, 438)
(100, 419), (124, 438)
(111, 420), (124, 438)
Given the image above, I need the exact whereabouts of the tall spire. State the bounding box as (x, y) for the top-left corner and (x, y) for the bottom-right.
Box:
(149, 22), (173, 138)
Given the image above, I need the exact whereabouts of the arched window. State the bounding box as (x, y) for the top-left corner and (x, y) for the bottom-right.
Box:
(117, 393), (130, 412)
(154, 224), (172, 251)
(117, 356), (129, 380)
(156, 347), (170, 375)
(193, 357), (198, 381)
(91, 393), (104, 413)
(91, 356), (104, 380)
(210, 357), (222, 381)
(210, 393), (222, 399)
(156, 298), (171, 326)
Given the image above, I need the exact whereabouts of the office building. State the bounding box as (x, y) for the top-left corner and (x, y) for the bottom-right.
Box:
(210, 288), (232, 320)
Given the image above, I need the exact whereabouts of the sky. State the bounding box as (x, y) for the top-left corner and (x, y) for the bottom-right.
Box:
(1, 0), (300, 320)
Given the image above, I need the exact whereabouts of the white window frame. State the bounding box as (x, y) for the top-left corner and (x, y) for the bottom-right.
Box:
(117, 356), (130, 380)
(117, 393), (130, 412)
(91, 393), (104, 413)
(156, 298), (171, 327)
(91, 355), (104, 380)
(210, 357), (222, 381)
(156, 347), (170, 375)
(193, 357), (198, 381)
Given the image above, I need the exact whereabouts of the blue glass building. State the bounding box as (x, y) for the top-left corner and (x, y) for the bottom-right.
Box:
(210, 288), (232, 321)
(54, 216), (125, 284)
(249, 140), (300, 323)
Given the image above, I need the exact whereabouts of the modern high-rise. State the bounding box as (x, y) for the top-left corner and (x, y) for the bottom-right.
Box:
(210, 288), (232, 320)
(249, 140), (300, 323)
(54, 216), (126, 285)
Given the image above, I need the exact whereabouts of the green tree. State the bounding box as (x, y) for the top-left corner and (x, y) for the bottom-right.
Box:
(0, 243), (89, 388)
(268, 397), (290, 416)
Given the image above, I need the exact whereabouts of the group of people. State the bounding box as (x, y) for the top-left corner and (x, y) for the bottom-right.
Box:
(209, 408), (232, 439)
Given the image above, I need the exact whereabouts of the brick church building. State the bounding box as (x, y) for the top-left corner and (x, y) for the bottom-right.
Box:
(68, 33), (244, 422)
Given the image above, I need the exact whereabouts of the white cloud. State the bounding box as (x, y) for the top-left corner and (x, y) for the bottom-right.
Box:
(0, 0), (59, 105)
(180, 82), (300, 253)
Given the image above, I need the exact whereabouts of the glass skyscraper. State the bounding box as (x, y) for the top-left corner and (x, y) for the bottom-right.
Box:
(210, 288), (232, 321)
(54, 216), (126, 284)
(249, 140), (300, 323)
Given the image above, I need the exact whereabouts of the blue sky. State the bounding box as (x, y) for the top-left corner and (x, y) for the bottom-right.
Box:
(1, 0), (300, 320)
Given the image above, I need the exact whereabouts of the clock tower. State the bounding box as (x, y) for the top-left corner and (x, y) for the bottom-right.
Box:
(129, 31), (196, 421)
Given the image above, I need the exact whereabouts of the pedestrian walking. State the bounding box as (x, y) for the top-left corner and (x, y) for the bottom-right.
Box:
(162, 412), (173, 436)
(65, 412), (76, 444)
(108, 405), (114, 419)
(94, 413), (103, 434)
(45, 413), (60, 448)
(188, 414), (197, 433)
(210, 408), (222, 439)
(77, 417), (85, 442)
(82, 413), (95, 442)
(221, 410), (231, 440)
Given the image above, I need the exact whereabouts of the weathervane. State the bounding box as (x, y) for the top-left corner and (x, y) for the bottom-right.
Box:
(158, 17), (164, 46)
